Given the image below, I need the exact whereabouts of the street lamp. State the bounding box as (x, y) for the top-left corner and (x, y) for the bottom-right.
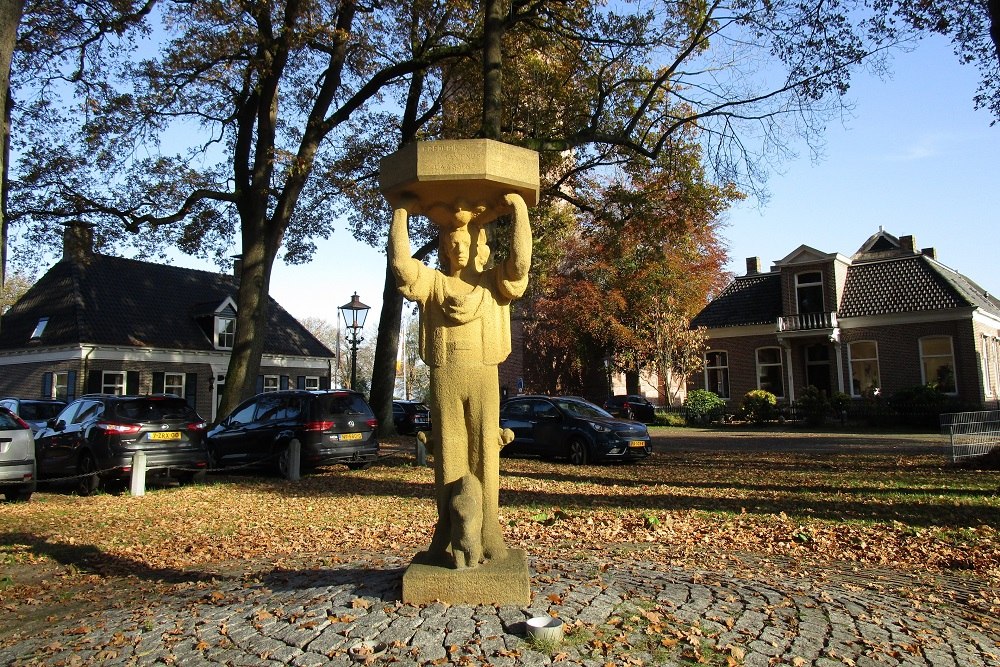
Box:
(339, 292), (370, 390)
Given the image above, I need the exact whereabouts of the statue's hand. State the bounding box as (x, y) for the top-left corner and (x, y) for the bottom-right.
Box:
(502, 193), (525, 209)
(396, 194), (420, 216)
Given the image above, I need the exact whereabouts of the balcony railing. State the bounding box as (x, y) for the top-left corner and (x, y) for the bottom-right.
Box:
(777, 311), (838, 332)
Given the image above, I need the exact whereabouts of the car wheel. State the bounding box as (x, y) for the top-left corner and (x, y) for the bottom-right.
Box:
(625, 407), (635, 420)
(346, 462), (372, 471)
(567, 438), (589, 465)
(76, 452), (100, 496)
(184, 469), (208, 485)
(206, 445), (221, 470)
(277, 441), (303, 479)
(4, 480), (34, 502)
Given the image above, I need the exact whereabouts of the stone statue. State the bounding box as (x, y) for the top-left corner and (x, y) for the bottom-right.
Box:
(389, 193), (531, 569)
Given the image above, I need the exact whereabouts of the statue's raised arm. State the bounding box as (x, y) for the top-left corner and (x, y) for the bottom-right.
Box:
(498, 193), (531, 300)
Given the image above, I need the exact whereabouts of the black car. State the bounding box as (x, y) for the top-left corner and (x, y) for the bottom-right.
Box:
(603, 394), (657, 423)
(0, 397), (67, 435)
(500, 395), (651, 464)
(33, 394), (209, 495)
(206, 390), (379, 474)
(392, 400), (431, 435)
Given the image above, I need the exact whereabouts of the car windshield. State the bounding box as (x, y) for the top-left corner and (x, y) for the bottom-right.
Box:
(18, 402), (64, 420)
(112, 398), (199, 422)
(315, 393), (373, 418)
(554, 399), (613, 420)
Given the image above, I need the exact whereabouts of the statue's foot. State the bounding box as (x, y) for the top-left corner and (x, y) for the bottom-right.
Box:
(482, 535), (508, 561)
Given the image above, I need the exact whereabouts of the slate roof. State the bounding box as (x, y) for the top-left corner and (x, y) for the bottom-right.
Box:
(690, 272), (782, 328)
(0, 254), (334, 358)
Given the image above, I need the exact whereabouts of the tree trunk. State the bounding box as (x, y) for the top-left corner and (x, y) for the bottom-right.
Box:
(217, 224), (275, 419)
(369, 263), (404, 435)
(0, 0), (24, 312)
(480, 0), (503, 138)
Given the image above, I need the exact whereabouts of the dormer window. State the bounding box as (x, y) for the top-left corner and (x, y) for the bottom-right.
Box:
(796, 271), (824, 314)
(216, 316), (235, 349)
(30, 317), (49, 341)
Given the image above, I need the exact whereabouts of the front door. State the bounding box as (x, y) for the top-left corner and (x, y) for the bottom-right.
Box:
(805, 344), (832, 395)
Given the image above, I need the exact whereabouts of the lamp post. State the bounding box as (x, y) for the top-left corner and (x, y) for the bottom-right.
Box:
(339, 292), (370, 390)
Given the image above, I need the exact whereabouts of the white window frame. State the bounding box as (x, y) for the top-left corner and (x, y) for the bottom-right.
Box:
(263, 375), (279, 392)
(304, 376), (320, 391)
(52, 371), (70, 400)
(755, 347), (785, 398)
(704, 351), (730, 399)
(982, 335), (994, 397)
(848, 340), (881, 397)
(795, 271), (824, 315)
(164, 372), (185, 398)
(216, 316), (236, 349)
(919, 336), (957, 394)
(102, 371), (126, 395)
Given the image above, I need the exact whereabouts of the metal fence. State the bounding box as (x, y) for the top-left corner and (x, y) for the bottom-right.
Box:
(940, 411), (1000, 462)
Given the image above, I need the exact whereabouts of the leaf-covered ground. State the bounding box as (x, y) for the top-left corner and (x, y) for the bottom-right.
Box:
(1, 426), (997, 639)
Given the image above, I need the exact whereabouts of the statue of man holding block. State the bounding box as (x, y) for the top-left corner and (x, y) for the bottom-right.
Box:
(389, 192), (531, 569)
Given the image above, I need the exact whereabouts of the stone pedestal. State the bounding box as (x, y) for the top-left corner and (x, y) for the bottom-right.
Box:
(402, 549), (531, 606)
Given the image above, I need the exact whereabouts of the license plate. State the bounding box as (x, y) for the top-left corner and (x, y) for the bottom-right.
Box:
(149, 431), (181, 441)
(628, 441), (646, 448)
(339, 432), (363, 441)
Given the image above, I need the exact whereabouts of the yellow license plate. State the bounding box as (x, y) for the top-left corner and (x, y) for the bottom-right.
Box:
(149, 431), (181, 441)
(340, 432), (363, 441)
(628, 441), (646, 448)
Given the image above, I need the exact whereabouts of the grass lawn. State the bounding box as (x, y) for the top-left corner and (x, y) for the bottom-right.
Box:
(1, 426), (997, 624)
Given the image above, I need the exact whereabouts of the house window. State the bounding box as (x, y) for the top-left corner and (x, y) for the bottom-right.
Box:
(263, 375), (279, 392)
(304, 376), (320, 391)
(102, 371), (126, 395)
(849, 341), (881, 396)
(216, 316), (235, 349)
(756, 347), (784, 398)
(982, 336), (994, 397)
(164, 372), (185, 397)
(52, 372), (70, 400)
(704, 351), (730, 399)
(920, 336), (956, 393)
(796, 271), (824, 314)
(30, 317), (49, 341)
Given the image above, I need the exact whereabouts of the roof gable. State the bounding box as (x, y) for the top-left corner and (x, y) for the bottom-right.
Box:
(0, 254), (333, 358)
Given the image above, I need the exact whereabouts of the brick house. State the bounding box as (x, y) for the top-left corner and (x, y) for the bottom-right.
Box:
(0, 225), (335, 421)
(690, 230), (1000, 409)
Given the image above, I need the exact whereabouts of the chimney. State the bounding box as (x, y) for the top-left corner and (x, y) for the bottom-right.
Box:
(232, 254), (243, 279)
(62, 221), (94, 263)
(900, 235), (917, 252)
(922, 247), (937, 260)
(746, 256), (761, 275)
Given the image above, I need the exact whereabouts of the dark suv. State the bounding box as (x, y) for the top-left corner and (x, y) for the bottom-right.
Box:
(33, 394), (209, 495)
(206, 390), (379, 474)
(392, 400), (431, 435)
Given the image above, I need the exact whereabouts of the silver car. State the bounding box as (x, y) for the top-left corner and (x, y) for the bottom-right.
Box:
(0, 406), (36, 502)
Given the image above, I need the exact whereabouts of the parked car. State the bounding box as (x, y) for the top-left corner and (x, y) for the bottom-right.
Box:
(393, 400), (431, 435)
(0, 407), (36, 502)
(206, 390), (379, 474)
(603, 394), (657, 423)
(0, 397), (67, 434)
(33, 394), (209, 495)
(499, 395), (651, 464)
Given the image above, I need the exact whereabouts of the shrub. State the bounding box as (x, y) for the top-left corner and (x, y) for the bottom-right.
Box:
(655, 411), (687, 427)
(796, 385), (830, 426)
(740, 389), (777, 425)
(684, 389), (726, 425)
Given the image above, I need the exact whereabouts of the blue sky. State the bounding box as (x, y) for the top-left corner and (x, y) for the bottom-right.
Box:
(164, 32), (998, 330)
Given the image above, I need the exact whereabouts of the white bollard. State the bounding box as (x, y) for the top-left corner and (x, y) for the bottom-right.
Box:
(130, 451), (147, 497)
(287, 439), (301, 481)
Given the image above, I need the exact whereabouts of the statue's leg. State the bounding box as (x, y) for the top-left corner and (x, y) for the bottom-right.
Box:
(427, 366), (468, 559)
(476, 365), (507, 559)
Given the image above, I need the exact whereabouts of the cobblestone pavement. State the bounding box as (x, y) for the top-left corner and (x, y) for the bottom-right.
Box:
(1, 551), (996, 667)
